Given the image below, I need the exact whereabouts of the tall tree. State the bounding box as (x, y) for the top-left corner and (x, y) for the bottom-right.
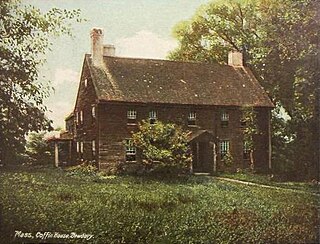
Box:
(0, 0), (82, 164)
(169, 0), (320, 179)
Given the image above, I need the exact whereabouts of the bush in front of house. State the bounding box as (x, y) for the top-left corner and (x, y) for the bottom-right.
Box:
(132, 120), (192, 175)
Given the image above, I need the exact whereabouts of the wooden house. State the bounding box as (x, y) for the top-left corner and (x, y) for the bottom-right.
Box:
(57, 28), (274, 173)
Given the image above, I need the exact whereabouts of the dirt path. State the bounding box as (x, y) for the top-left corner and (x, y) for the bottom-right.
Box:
(215, 177), (320, 197)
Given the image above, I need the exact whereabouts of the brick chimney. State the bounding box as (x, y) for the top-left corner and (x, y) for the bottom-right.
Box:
(228, 51), (243, 67)
(103, 44), (115, 57)
(90, 28), (104, 67)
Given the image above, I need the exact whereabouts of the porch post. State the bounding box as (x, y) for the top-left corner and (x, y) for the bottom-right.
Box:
(54, 142), (59, 167)
(213, 143), (217, 173)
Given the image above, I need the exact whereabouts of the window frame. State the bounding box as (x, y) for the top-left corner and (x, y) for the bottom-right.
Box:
(91, 106), (96, 118)
(221, 110), (229, 128)
(127, 109), (137, 125)
(220, 140), (230, 159)
(149, 110), (157, 124)
(125, 139), (136, 162)
(188, 111), (197, 126)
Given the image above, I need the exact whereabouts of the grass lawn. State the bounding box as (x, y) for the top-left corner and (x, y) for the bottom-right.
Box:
(218, 172), (320, 194)
(0, 166), (319, 244)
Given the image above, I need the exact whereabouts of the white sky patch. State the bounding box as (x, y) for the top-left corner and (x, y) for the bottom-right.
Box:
(115, 30), (178, 59)
(46, 101), (74, 129)
(53, 68), (79, 87)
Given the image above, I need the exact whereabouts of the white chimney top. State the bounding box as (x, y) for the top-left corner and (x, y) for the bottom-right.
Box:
(90, 28), (104, 67)
(228, 51), (243, 67)
(103, 44), (115, 57)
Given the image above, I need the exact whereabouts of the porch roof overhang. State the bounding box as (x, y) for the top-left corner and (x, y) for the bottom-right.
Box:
(188, 130), (217, 143)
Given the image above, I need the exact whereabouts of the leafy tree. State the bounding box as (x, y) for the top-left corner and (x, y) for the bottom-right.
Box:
(241, 106), (259, 171)
(132, 120), (192, 174)
(169, 0), (320, 179)
(0, 0), (82, 164)
(26, 132), (53, 165)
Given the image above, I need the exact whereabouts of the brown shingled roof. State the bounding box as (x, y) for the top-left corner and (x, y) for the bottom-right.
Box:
(86, 55), (274, 107)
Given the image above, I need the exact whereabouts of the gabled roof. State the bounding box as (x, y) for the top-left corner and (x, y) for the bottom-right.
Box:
(85, 54), (274, 107)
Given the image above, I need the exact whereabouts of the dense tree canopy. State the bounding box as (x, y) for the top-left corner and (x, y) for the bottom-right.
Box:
(169, 0), (319, 179)
(0, 0), (82, 164)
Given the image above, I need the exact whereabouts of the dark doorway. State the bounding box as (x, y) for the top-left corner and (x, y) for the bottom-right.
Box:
(189, 130), (217, 173)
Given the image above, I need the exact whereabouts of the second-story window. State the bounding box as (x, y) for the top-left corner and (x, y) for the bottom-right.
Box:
(221, 110), (229, 128)
(80, 110), (83, 124)
(149, 110), (157, 124)
(188, 111), (196, 126)
(92, 106), (96, 118)
(127, 110), (137, 124)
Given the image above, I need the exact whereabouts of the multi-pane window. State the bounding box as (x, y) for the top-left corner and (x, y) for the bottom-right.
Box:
(78, 110), (83, 124)
(149, 110), (157, 124)
(76, 141), (80, 153)
(80, 141), (84, 154)
(92, 106), (96, 118)
(127, 110), (137, 124)
(221, 110), (229, 128)
(243, 141), (250, 160)
(92, 140), (96, 156)
(188, 111), (196, 126)
(125, 139), (136, 162)
(220, 140), (230, 159)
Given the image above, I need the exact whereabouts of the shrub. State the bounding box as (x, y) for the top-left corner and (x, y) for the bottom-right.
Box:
(222, 152), (234, 167)
(65, 161), (98, 177)
(132, 120), (192, 174)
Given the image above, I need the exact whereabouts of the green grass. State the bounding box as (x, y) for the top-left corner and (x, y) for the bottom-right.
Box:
(218, 172), (320, 193)
(0, 166), (319, 243)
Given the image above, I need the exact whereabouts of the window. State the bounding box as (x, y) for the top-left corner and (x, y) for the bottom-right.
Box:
(243, 141), (250, 160)
(80, 141), (84, 154)
(221, 110), (229, 128)
(149, 110), (157, 124)
(220, 140), (230, 159)
(92, 140), (96, 156)
(92, 106), (96, 118)
(125, 139), (136, 162)
(80, 110), (83, 124)
(76, 141), (80, 153)
(127, 110), (137, 124)
(76, 111), (79, 125)
(84, 78), (88, 87)
(188, 111), (196, 126)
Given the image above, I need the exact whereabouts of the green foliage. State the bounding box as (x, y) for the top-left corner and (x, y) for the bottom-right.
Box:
(132, 120), (192, 174)
(0, 0), (83, 165)
(241, 106), (259, 170)
(65, 161), (98, 178)
(222, 152), (234, 168)
(0, 167), (318, 243)
(169, 0), (320, 179)
(25, 132), (53, 165)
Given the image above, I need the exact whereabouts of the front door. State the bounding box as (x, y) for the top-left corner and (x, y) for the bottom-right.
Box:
(192, 141), (214, 173)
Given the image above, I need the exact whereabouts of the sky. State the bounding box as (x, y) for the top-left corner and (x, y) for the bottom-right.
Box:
(24, 0), (210, 129)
